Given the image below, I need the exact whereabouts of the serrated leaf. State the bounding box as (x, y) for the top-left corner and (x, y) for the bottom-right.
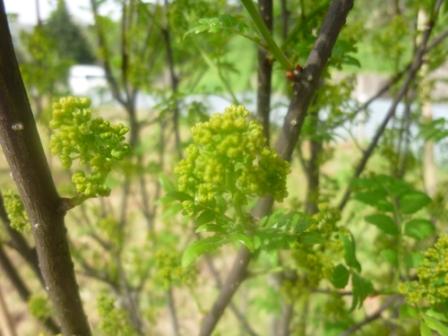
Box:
(331, 264), (350, 289)
(420, 321), (432, 336)
(404, 219), (435, 240)
(423, 315), (448, 336)
(426, 310), (448, 323)
(400, 192), (431, 214)
(365, 214), (399, 236)
(342, 233), (361, 272)
(182, 236), (227, 267)
(351, 272), (374, 310)
(185, 14), (249, 37)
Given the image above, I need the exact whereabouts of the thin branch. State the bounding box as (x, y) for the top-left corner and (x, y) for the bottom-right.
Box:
(161, 0), (182, 158)
(339, 296), (404, 336)
(0, 283), (17, 336)
(0, 246), (60, 334)
(204, 256), (259, 336)
(241, 0), (292, 70)
(90, 0), (125, 106)
(256, 0), (273, 143)
(199, 1), (354, 335)
(337, 0), (444, 211)
(167, 287), (181, 336)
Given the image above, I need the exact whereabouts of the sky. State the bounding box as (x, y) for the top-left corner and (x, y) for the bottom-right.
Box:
(3, 0), (119, 25)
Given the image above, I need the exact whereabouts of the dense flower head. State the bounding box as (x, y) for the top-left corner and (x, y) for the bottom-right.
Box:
(2, 190), (28, 233)
(50, 96), (130, 198)
(97, 293), (136, 336)
(400, 235), (448, 306)
(154, 249), (196, 288)
(175, 105), (290, 215)
(28, 293), (52, 321)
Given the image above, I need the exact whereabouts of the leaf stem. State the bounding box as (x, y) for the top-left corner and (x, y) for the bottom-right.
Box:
(240, 0), (292, 70)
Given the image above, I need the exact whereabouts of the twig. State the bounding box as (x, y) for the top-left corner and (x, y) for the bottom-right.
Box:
(0, 246), (60, 333)
(337, 0), (445, 211)
(339, 296), (404, 336)
(241, 0), (292, 70)
(256, 0), (274, 143)
(199, 1), (355, 335)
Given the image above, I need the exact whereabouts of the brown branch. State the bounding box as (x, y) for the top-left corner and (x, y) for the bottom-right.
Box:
(0, 283), (17, 336)
(337, 0), (444, 211)
(0, 246), (60, 334)
(167, 287), (181, 336)
(0, 2), (91, 334)
(339, 296), (403, 336)
(161, 0), (182, 158)
(280, 0), (289, 41)
(198, 1), (354, 335)
(257, 0), (273, 143)
(204, 256), (259, 336)
(90, 0), (125, 106)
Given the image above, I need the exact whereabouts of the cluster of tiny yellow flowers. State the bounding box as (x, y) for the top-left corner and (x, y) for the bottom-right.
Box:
(2, 190), (28, 233)
(309, 205), (341, 234)
(154, 249), (196, 288)
(28, 293), (52, 321)
(175, 105), (290, 217)
(97, 293), (136, 336)
(50, 97), (130, 198)
(400, 235), (448, 306)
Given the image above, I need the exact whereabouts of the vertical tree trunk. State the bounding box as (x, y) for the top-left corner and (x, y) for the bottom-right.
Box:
(0, 2), (91, 334)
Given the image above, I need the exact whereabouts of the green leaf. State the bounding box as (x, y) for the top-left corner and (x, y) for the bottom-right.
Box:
(159, 175), (176, 193)
(186, 15), (249, 36)
(300, 231), (325, 245)
(342, 233), (361, 272)
(365, 214), (399, 236)
(354, 190), (393, 212)
(426, 310), (448, 323)
(423, 315), (448, 336)
(404, 219), (435, 240)
(380, 249), (398, 266)
(331, 264), (350, 289)
(230, 233), (255, 251)
(196, 209), (216, 226)
(351, 273), (374, 310)
(400, 192), (431, 214)
(420, 321), (432, 336)
(182, 236), (227, 267)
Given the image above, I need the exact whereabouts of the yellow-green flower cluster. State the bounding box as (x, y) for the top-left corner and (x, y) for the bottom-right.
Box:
(175, 105), (290, 216)
(309, 205), (341, 234)
(50, 97), (130, 198)
(97, 293), (136, 336)
(400, 235), (448, 306)
(2, 190), (28, 233)
(28, 293), (52, 321)
(154, 249), (196, 288)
